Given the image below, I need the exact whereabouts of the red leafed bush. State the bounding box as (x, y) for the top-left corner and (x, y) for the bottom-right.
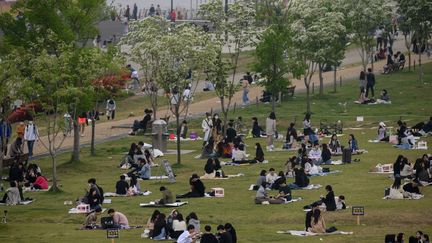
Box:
(91, 69), (130, 93)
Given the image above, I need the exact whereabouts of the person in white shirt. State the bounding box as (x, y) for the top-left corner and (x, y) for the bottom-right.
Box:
(24, 120), (39, 158)
(183, 84), (192, 102)
(177, 225), (199, 243)
(202, 112), (213, 143)
(106, 98), (116, 120)
(308, 144), (322, 164)
(266, 168), (278, 185)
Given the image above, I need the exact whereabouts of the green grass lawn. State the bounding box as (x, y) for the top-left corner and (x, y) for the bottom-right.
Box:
(1, 64), (432, 243)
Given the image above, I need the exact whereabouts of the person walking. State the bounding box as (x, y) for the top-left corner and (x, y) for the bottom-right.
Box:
(132, 4), (138, 20)
(366, 68), (376, 99)
(106, 98), (116, 120)
(24, 120), (39, 158)
(124, 5), (130, 21)
(358, 71), (366, 102)
(242, 77), (250, 107)
(266, 112), (276, 151)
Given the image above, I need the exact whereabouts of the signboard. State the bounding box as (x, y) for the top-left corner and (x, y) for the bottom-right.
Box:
(356, 116), (364, 122)
(352, 206), (365, 216)
(106, 229), (119, 239)
(163, 160), (176, 183)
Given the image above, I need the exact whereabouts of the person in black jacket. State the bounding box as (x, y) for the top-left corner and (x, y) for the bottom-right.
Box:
(225, 223), (237, 243)
(254, 143), (265, 163)
(396, 120), (407, 144)
(251, 117), (263, 138)
(201, 225), (218, 243)
(403, 179), (421, 194)
(365, 68), (375, 98)
(177, 174), (206, 198)
(289, 167), (310, 189)
(320, 185), (336, 211)
(225, 122), (237, 143)
(393, 155), (404, 178)
(217, 225), (233, 243)
(321, 144), (332, 164)
(115, 175), (129, 195)
(305, 202), (320, 230)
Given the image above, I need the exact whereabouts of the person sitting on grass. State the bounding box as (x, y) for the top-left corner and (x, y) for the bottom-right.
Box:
(304, 185), (336, 211)
(201, 225), (218, 243)
(108, 208), (130, 229)
(415, 160), (431, 184)
(348, 134), (359, 153)
(284, 123), (298, 150)
(403, 179), (421, 195)
(115, 175), (129, 195)
(152, 213), (167, 240)
(328, 134), (342, 154)
(201, 136), (216, 159)
(377, 122), (389, 142)
(321, 144), (332, 165)
(254, 143), (265, 163)
(177, 224), (199, 243)
(412, 117), (432, 136)
(232, 144), (255, 164)
(83, 178), (104, 211)
(32, 172), (49, 190)
(186, 212), (201, 233)
(288, 167), (310, 189)
(157, 186), (175, 204)
(308, 144), (322, 164)
(177, 174), (205, 198)
(307, 208), (333, 234)
(143, 149), (156, 167)
(127, 174), (141, 195)
(0, 181), (21, 205)
(400, 157), (413, 179)
(251, 170), (267, 190)
(251, 117), (263, 138)
(83, 207), (102, 229)
(388, 177), (419, 199)
(336, 195), (346, 210)
(217, 225), (234, 243)
(138, 159), (151, 180)
(171, 213), (187, 239)
(202, 158), (216, 179)
(266, 168), (278, 187)
(225, 223), (237, 243)
(277, 182), (293, 202)
(271, 171), (287, 190)
(285, 157), (297, 177)
(376, 89), (391, 104)
(305, 202), (320, 230)
(225, 122), (237, 143)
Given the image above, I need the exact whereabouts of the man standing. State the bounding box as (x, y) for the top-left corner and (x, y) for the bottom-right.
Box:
(366, 68), (376, 99)
(24, 120), (39, 158)
(124, 5), (130, 21)
(132, 4), (138, 20)
(149, 4), (155, 16)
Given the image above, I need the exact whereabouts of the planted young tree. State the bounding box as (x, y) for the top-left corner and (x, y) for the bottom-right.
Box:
(199, 0), (257, 133)
(289, 0), (346, 113)
(397, 0), (432, 83)
(253, 0), (303, 112)
(343, 0), (391, 72)
(120, 17), (172, 120)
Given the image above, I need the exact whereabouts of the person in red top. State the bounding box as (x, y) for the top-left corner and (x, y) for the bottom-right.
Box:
(170, 10), (176, 22)
(33, 173), (49, 189)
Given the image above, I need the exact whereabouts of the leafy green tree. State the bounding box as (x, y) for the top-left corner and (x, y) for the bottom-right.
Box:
(199, 0), (257, 133)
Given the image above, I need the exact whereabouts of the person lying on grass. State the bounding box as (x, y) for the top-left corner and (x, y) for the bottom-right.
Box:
(177, 174), (206, 198)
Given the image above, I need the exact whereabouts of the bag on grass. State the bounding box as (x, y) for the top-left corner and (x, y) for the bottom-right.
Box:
(326, 226), (338, 233)
(101, 217), (115, 229)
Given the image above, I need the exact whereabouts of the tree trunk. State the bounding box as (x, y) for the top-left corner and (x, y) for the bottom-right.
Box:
(408, 51), (411, 71)
(419, 52), (423, 83)
(176, 112), (181, 165)
(50, 154), (60, 192)
(304, 77), (311, 114)
(71, 121), (80, 162)
(90, 118), (95, 156)
(0, 138), (3, 191)
(319, 64), (324, 96)
(220, 96), (229, 137)
(333, 66), (337, 93)
(271, 92), (276, 113)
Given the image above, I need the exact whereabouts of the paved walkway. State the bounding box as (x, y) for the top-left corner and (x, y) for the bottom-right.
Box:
(31, 47), (431, 157)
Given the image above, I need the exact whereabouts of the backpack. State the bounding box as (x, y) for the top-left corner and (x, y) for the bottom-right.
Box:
(101, 217), (115, 229)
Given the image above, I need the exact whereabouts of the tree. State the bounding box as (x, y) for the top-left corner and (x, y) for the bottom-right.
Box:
(121, 17), (214, 164)
(253, 0), (302, 112)
(199, 0), (257, 134)
(343, 0), (391, 72)
(288, 0), (346, 113)
(397, 0), (432, 82)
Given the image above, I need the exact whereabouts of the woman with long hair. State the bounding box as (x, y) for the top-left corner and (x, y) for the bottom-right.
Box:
(266, 112), (277, 151)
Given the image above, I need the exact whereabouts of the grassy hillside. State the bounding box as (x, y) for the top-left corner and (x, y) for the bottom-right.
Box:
(0, 64), (431, 243)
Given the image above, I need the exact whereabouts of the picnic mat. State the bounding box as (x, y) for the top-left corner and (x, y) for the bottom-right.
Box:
(139, 201), (188, 208)
(77, 225), (143, 230)
(0, 200), (33, 206)
(277, 230), (353, 236)
(68, 208), (107, 214)
(383, 194), (424, 200)
(284, 197), (303, 204)
(297, 184), (322, 190)
(104, 191), (152, 197)
(23, 186), (51, 192)
(201, 173), (244, 180)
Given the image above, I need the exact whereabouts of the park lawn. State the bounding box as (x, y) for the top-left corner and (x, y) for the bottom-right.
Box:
(0, 64), (432, 243)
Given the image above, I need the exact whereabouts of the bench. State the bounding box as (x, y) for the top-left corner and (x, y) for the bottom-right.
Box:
(281, 86), (296, 100)
(2, 153), (29, 167)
